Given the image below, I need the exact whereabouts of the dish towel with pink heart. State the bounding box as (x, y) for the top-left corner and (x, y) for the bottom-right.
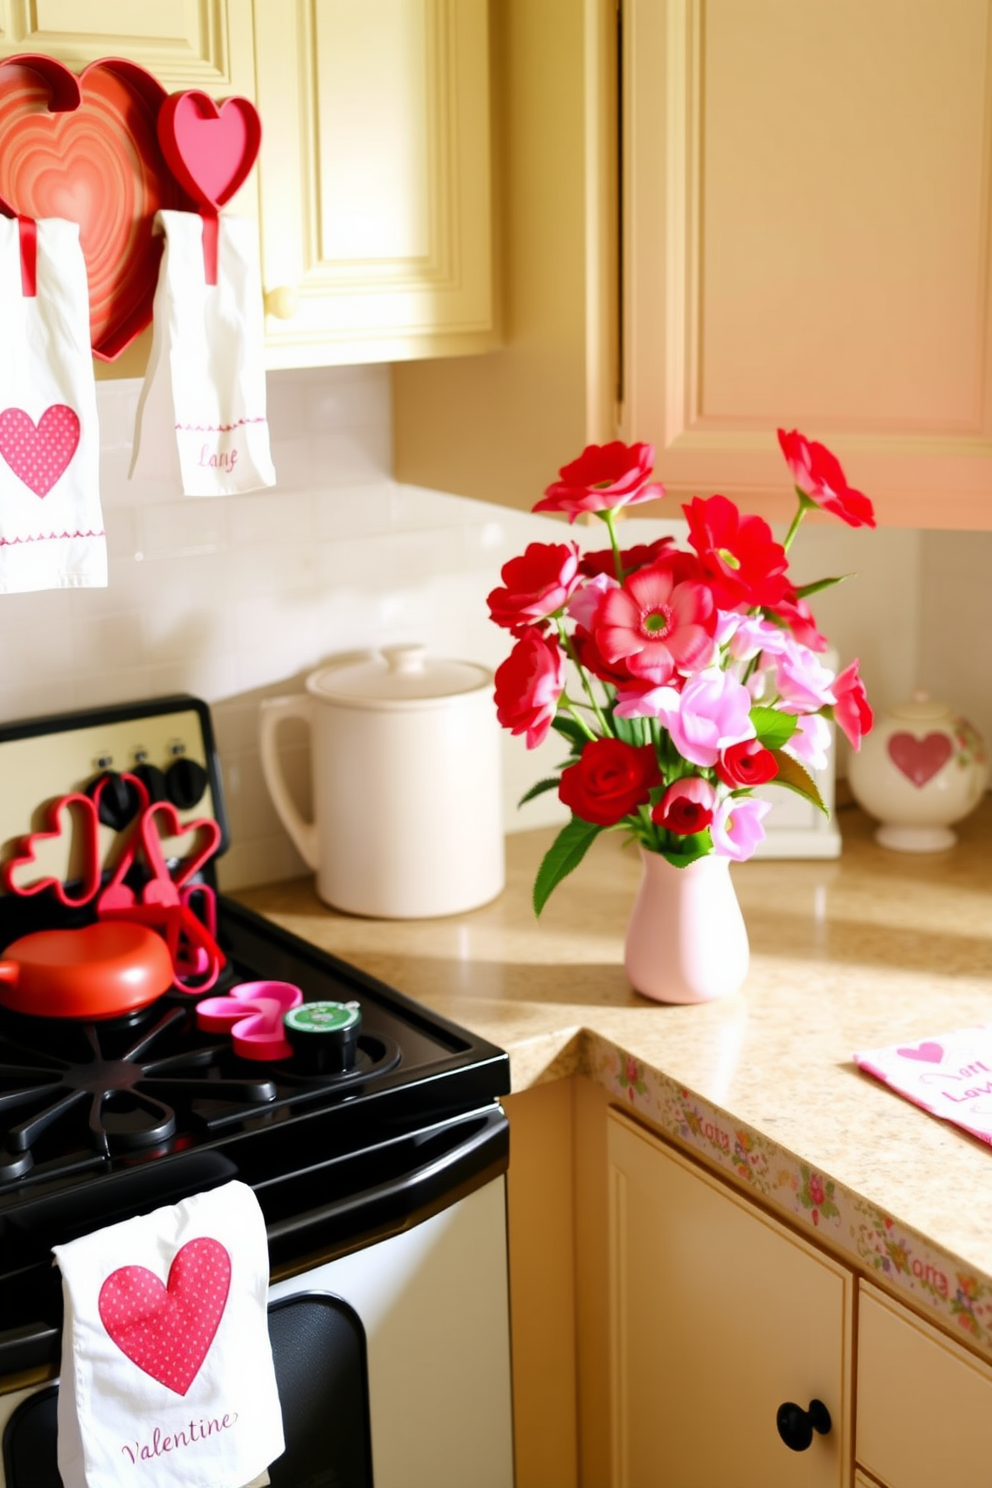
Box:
(855, 1027), (992, 1147)
(52, 1180), (284, 1488)
(129, 211), (276, 496)
(0, 216), (106, 592)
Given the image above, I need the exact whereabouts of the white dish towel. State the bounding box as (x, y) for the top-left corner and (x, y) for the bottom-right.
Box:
(52, 1180), (284, 1488)
(130, 211), (276, 496)
(0, 216), (106, 592)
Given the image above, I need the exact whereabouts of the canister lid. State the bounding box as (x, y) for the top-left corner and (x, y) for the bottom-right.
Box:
(307, 645), (492, 709)
(887, 689), (953, 724)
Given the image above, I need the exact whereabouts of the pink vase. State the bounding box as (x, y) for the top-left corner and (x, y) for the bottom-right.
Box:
(624, 849), (749, 1004)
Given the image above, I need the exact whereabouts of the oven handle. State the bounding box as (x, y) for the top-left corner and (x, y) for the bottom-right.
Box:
(263, 1101), (510, 1273)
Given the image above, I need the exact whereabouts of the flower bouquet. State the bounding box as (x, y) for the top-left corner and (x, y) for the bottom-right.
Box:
(487, 431), (874, 949)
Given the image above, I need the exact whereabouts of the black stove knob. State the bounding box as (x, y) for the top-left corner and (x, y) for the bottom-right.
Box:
(86, 770), (141, 830)
(133, 761), (169, 803)
(166, 756), (209, 809)
(284, 1001), (362, 1075)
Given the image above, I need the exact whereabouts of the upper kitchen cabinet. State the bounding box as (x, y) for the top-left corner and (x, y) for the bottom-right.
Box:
(253, 0), (496, 369)
(396, 0), (992, 527)
(392, 0), (619, 510)
(625, 0), (992, 529)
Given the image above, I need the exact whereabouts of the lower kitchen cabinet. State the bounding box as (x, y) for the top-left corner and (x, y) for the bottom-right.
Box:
(506, 1077), (992, 1488)
(606, 1108), (853, 1487)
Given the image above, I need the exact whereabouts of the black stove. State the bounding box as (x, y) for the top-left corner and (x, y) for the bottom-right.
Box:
(0, 696), (510, 1380)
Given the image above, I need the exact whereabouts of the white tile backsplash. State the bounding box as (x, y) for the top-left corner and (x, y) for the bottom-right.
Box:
(0, 362), (986, 891)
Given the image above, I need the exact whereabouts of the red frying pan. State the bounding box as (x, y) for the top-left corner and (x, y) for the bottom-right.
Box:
(0, 921), (174, 1019)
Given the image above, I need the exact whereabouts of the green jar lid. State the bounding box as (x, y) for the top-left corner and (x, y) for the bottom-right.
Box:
(284, 1001), (361, 1035)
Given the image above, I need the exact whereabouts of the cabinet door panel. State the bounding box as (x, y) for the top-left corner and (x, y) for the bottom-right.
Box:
(607, 1110), (853, 1487)
(857, 1282), (992, 1488)
(625, 0), (992, 528)
(254, 0), (494, 367)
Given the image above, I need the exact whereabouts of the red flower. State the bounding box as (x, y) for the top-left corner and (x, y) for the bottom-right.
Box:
(487, 541), (582, 631)
(651, 777), (716, 834)
(765, 589), (828, 652)
(809, 1173), (826, 1207)
(494, 628), (565, 748)
(716, 739), (779, 788)
(831, 659), (873, 749)
(777, 428), (876, 529)
(534, 441), (665, 522)
(572, 625), (640, 689)
(594, 562), (717, 684)
(558, 738), (662, 826)
(579, 536), (676, 579)
(684, 494), (791, 609)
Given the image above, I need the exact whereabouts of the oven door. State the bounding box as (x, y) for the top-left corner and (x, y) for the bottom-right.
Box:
(0, 1110), (513, 1488)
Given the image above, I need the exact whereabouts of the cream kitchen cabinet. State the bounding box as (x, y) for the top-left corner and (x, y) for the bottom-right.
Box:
(606, 1107), (854, 1487)
(507, 1079), (992, 1488)
(395, 0), (992, 528)
(253, 0), (496, 369)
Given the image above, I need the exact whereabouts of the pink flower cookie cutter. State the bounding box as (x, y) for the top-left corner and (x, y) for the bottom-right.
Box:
(195, 981), (303, 1061)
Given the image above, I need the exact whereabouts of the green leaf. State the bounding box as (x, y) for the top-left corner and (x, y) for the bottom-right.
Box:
(749, 706), (798, 750)
(551, 716), (588, 748)
(517, 776), (561, 808)
(767, 750), (829, 815)
(533, 816), (604, 916)
(659, 831), (713, 868)
(793, 574), (851, 599)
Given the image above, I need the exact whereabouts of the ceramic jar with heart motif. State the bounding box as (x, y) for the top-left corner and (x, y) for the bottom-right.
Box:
(848, 690), (989, 851)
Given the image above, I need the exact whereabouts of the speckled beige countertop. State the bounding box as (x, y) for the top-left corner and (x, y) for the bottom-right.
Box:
(235, 797), (992, 1350)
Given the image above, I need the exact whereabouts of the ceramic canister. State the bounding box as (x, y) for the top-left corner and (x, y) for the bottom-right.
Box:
(847, 689), (989, 852)
(259, 645), (505, 917)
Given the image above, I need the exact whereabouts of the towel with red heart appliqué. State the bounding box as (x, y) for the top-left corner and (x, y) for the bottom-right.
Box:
(52, 1180), (284, 1488)
(0, 216), (106, 592)
(855, 1027), (992, 1147)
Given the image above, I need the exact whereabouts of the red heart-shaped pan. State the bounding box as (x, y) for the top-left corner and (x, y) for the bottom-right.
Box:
(0, 53), (188, 359)
(157, 91), (261, 212)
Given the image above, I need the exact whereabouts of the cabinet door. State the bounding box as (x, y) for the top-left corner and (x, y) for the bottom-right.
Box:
(857, 1281), (992, 1488)
(624, 0), (992, 529)
(607, 1109), (853, 1487)
(253, 0), (494, 368)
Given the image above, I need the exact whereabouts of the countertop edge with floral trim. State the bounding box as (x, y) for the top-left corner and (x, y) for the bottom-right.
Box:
(234, 797), (992, 1361)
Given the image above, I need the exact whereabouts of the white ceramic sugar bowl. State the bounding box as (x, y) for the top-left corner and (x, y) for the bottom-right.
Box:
(847, 690), (988, 851)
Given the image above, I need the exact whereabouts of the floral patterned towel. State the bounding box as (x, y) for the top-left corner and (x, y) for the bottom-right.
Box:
(855, 1028), (992, 1146)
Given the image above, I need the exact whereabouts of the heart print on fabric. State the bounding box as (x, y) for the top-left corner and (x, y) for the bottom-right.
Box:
(98, 1237), (232, 1396)
(0, 405), (80, 496)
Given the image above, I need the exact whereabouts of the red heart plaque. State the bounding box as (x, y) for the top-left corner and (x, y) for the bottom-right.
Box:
(98, 1237), (231, 1396)
(0, 54), (189, 359)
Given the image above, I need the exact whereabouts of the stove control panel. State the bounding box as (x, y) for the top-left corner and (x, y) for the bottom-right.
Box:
(0, 696), (228, 894)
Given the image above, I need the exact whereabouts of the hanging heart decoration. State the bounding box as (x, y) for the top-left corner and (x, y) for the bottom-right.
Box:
(0, 405), (80, 496)
(157, 91), (262, 212)
(0, 54), (189, 359)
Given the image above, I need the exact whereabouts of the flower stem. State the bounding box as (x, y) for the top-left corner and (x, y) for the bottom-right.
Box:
(783, 492), (812, 552)
(557, 619), (611, 734)
(600, 508), (625, 583)
(562, 701), (597, 741)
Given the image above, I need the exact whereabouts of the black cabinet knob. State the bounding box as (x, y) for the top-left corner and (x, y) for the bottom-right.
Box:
(86, 771), (141, 831)
(776, 1398), (831, 1452)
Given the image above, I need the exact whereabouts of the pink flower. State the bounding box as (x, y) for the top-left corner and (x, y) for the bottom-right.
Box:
(784, 714), (832, 772)
(566, 571), (616, 631)
(651, 776), (716, 834)
(727, 615), (793, 663)
(534, 441), (665, 522)
(766, 590), (829, 652)
(773, 641), (837, 711)
(594, 562), (716, 684)
(487, 541), (582, 631)
(627, 670), (755, 767)
(777, 428), (876, 529)
(710, 795), (772, 861)
(831, 659), (873, 749)
(493, 628), (565, 748)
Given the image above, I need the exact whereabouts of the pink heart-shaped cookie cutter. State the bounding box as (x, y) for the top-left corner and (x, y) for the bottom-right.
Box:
(196, 981), (303, 1061)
